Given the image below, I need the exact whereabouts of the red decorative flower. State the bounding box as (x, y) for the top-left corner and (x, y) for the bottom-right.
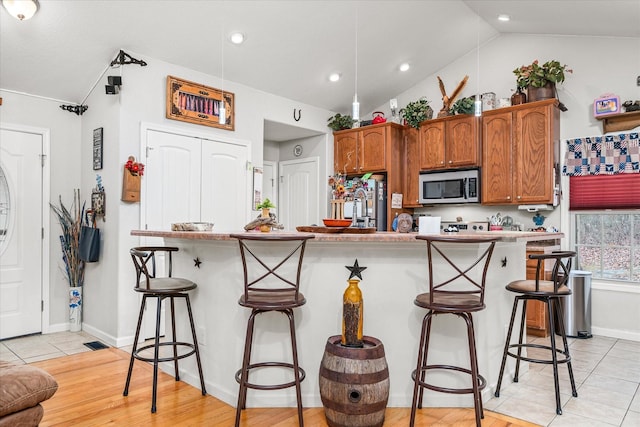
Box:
(125, 156), (144, 176)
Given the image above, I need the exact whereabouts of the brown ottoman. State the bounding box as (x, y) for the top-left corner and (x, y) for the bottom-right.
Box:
(0, 361), (58, 426)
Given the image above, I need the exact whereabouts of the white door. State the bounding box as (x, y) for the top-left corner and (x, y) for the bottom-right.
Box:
(262, 161), (277, 215)
(201, 140), (249, 232)
(144, 130), (201, 236)
(0, 129), (43, 339)
(279, 157), (319, 230)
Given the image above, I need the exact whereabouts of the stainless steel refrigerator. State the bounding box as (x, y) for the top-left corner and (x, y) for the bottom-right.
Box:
(343, 177), (387, 231)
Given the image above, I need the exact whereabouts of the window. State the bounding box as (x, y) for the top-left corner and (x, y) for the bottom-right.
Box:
(573, 212), (640, 282)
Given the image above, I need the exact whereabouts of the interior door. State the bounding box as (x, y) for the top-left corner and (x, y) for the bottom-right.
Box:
(201, 139), (249, 231)
(262, 161), (277, 214)
(279, 157), (319, 231)
(0, 129), (43, 339)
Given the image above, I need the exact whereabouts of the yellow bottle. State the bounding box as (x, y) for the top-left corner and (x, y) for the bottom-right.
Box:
(341, 278), (363, 347)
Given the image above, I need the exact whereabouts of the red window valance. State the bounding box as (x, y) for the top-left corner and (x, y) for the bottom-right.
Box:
(569, 174), (640, 210)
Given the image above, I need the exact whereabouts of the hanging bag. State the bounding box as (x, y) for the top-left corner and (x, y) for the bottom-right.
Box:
(79, 210), (101, 262)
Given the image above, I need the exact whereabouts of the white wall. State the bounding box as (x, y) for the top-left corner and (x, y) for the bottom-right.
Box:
(0, 90), (81, 330)
(370, 34), (640, 340)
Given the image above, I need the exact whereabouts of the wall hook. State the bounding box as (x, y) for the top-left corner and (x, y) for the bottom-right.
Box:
(501, 257), (508, 268)
(293, 109), (301, 121)
(60, 104), (88, 115)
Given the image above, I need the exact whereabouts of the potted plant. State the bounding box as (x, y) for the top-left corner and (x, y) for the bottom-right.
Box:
(327, 113), (355, 131)
(450, 96), (475, 115)
(402, 98), (433, 129)
(256, 198), (276, 232)
(50, 189), (85, 331)
(513, 59), (572, 102)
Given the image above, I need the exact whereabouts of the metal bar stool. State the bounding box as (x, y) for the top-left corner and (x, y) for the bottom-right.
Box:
(123, 246), (206, 413)
(230, 233), (315, 427)
(494, 251), (578, 415)
(411, 235), (498, 427)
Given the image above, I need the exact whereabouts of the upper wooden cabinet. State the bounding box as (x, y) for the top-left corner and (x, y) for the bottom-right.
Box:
(419, 115), (480, 170)
(403, 127), (421, 207)
(482, 99), (560, 205)
(333, 122), (403, 174)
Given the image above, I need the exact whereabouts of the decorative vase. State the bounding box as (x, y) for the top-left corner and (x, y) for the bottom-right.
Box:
(341, 279), (363, 347)
(259, 208), (271, 232)
(69, 286), (82, 332)
(511, 88), (527, 105)
(527, 82), (555, 103)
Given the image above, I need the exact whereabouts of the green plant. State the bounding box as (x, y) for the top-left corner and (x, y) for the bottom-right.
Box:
(50, 189), (85, 287)
(256, 197), (276, 210)
(450, 96), (475, 115)
(402, 98), (433, 129)
(327, 113), (355, 131)
(513, 59), (572, 89)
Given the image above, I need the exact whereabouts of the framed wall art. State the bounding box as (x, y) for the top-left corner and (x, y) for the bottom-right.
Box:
(93, 127), (103, 170)
(166, 75), (235, 131)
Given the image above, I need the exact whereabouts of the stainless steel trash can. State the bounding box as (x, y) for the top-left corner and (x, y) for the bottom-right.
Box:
(560, 270), (592, 338)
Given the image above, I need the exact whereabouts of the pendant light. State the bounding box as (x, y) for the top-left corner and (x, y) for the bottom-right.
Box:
(352, 6), (360, 121)
(474, 7), (482, 117)
(219, 24), (227, 125)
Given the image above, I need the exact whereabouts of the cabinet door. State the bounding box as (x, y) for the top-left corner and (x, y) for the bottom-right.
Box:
(419, 121), (445, 169)
(334, 132), (358, 174)
(359, 126), (386, 172)
(514, 105), (555, 203)
(482, 112), (513, 204)
(446, 116), (478, 168)
(403, 127), (421, 207)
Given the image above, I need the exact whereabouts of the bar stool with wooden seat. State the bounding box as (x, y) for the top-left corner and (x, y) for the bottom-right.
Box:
(230, 233), (315, 427)
(494, 251), (578, 415)
(123, 246), (206, 413)
(410, 235), (498, 427)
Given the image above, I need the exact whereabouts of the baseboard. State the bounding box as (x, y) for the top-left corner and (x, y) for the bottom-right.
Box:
(592, 326), (640, 342)
(81, 323), (122, 347)
(44, 323), (69, 334)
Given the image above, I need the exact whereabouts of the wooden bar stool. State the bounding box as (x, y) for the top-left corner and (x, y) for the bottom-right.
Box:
(410, 235), (498, 427)
(123, 246), (206, 413)
(494, 251), (578, 415)
(230, 233), (315, 427)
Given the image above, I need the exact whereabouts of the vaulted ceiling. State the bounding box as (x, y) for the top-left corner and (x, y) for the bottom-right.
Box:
(1, 1), (638, 117)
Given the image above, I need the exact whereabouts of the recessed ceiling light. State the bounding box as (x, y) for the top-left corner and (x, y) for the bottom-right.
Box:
(329, 73), (341, 82)
(399, 63), (410, 72)
(229, 32), (245, 44)
(498, 14), (510, 22)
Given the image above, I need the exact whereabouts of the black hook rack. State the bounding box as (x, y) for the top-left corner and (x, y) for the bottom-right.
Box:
(110, 50), (147, 67)
(293, 108), (301, 121)
(60, 104), (88, 115)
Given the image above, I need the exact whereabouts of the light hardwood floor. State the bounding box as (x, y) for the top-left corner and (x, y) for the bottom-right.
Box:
(33, 348), (540, 426)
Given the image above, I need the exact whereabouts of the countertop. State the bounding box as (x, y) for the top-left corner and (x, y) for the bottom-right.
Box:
(132, 229), (564, 243)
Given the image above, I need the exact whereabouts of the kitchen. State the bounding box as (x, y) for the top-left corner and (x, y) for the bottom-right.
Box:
(1, 1), (639, 425)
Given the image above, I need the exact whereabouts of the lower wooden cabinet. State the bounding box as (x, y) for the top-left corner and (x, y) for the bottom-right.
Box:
(525, 246), (559, 337)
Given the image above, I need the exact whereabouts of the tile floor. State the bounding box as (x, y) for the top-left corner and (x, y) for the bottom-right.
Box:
(1, 332), (639, 426)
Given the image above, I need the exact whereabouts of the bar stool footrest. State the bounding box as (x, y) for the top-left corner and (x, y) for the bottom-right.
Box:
(412, 364), (486, 395)
(133, 342), (197, 363)
(235, 362), (306, 391)
(506, 343), (571, 365)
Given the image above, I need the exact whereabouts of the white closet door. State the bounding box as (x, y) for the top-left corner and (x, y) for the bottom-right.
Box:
(144, 130), (201, 233)
(279, 157), (319, 231)
(201, 140), (249, 232)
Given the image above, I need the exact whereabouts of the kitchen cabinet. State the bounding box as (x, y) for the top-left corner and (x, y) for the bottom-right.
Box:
(419, 114), (479, 170)
(403, 127), (421, 207)
(333, 122), (403, 174)
(482, 99), (559, 205)
(333, 122), (404, 230)
(525, 248), (548, 337)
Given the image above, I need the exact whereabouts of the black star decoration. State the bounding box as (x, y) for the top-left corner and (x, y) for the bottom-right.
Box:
(346, 259), (367, 280)
(194, 257), (202, 268)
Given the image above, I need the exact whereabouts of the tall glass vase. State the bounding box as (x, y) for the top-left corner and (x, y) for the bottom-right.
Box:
(69, 286), (82, 332)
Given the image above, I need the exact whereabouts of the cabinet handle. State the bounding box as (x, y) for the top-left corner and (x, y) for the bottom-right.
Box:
(517, 195), (521, 200)
(448, 160), (452, 164)
(507, 196), (511, 200)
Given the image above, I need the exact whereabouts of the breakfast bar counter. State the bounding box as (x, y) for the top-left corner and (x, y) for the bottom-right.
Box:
(131, 229), (563, 409)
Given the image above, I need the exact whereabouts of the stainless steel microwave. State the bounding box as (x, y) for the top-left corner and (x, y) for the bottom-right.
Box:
(419, 168), (480, 204)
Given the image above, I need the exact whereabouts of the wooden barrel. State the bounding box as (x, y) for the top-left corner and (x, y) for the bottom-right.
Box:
(319, 335), (389, 427)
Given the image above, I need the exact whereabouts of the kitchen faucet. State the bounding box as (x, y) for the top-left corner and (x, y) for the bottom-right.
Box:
(351, 187), (369, 228)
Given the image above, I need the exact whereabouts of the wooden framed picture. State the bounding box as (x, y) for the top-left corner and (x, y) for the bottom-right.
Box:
(93, 127), (103, 170)
(166, 75), (235, 131)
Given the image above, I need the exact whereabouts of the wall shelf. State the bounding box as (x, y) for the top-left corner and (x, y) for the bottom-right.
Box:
(596, 110), (640, 134)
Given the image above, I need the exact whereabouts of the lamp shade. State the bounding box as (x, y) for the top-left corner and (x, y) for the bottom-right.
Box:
(2, 0), (38, 21)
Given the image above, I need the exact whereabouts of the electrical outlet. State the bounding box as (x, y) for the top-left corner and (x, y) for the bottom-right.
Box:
(637, 75), (640, 86)
(389, 98), (398, 109)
